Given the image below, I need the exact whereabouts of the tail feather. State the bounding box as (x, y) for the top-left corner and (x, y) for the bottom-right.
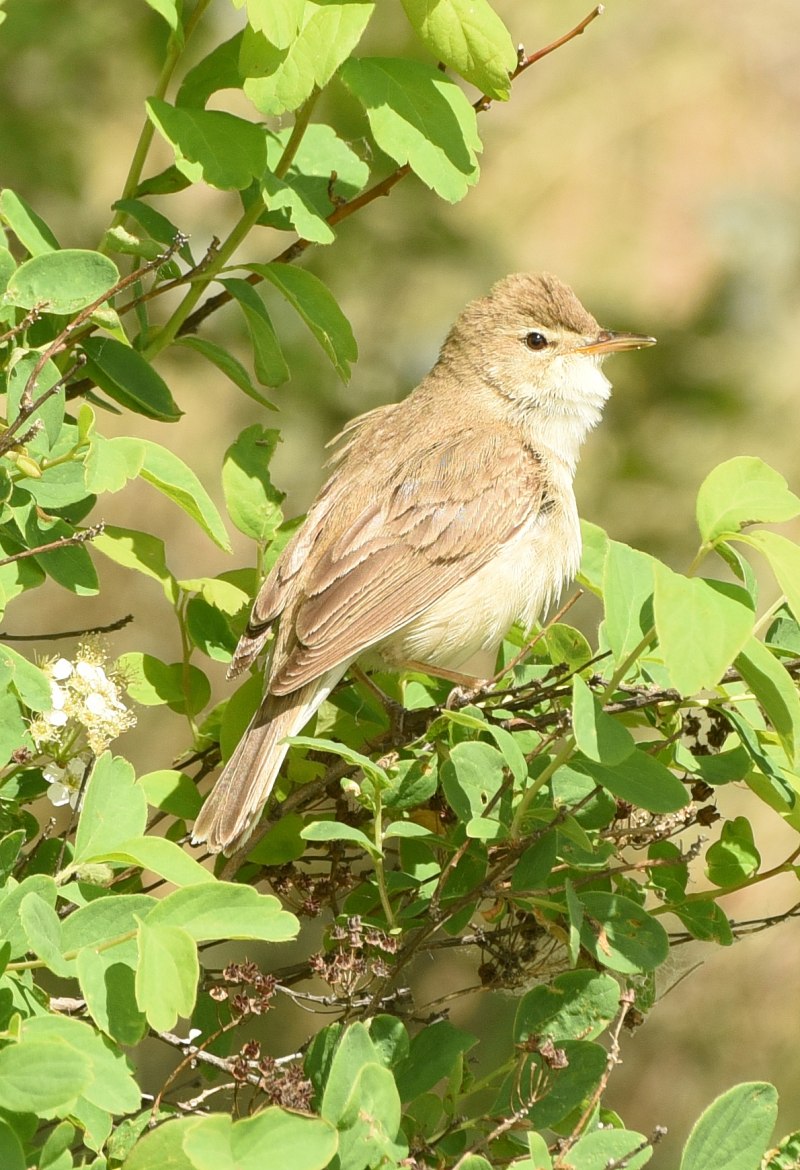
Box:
(192, 668), (345, 854)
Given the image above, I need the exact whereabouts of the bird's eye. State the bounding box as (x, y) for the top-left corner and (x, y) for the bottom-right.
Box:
(525, 331), (548, 351)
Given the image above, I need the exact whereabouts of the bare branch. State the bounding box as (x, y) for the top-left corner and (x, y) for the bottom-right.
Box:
(0, 522), (105, 569)
(0, 612), (134, 642)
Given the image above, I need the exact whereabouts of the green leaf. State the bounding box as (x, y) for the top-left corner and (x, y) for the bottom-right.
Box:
(510, 831), (557, 892)
(84, 434), (145, 493)
(61, 893), (157, 955)
(23, 512), (99, 596)
(135, 917), (199, 1031)
(0, 1036), (91, 1113)
(20, 892), (72, 976)
(335, 1062), (407, 1170)
(145, 0), (182, 34)
(23, 1014), (140, 1115)
(246, 812), (305, 864)
(259, 123), (369, 233)
(579, 892), (669, 973)
(177, 336), (276, 408)
(497, 1039), (607, 1130)
(4, 249), (119, 315)
(734, 636), (800, 764)
(7, 349), (65, 448)
(243, 0), (305, 47)
(186, 596), (237, 661)
(514, 971), (621, 1044)
(0, 874), (57, 957)
(394, 1019), (476, 1100)
(653, 566), (754, 695)
(146, 882), (299, 942)
(182, 1109), (339, 1170)
(568, 1129), (652, 1170)
(137, 438), (231, 551)
(241, 1), (375, 116)
(221, 278), (290, 387)
(0, 1118), (25, 1170)
(82, 336), (182, 422)
(146, 99), (267, 190)
(39, 1121), (77, 1170)
(574, 747), (689, 813)
(440, 740), (506, 823)
(0, 188), (60, 254)
(680, 1082), (778, 1170)
(0, 245), (15, 296)
(0, 644), (51, 708)
(339, 56), (481, 202)
(100, 837), (213, 887)
(140, 769), (203, 818)
(73, 754), (147, 863)
(262, 173), (334, 245)
(92, 526), (178, 603)
(401, 0), (517, 99)
(673, 900), (733, 946)
(288, 735), (390, 786)
(706, 816), (761, 887)
(603, 540), (655, 666)
(111, 199), (193, 262)
(571, 674), (635, 764)
(176, 30), (244, 107)
(739, 530), (800, 624)
(118, 652), (210, 715)
(121, 1117), (197, 1169)
(251, 263), (358, 381)
(179, 575), (250, 614)
(578, 519), (610, 594)
(718, 704), (796, 809)
(222, 425), (285, 542)
(77, 946), (146, 1046)
(301, 819), (381, 858)
(696, 457), (800, 544)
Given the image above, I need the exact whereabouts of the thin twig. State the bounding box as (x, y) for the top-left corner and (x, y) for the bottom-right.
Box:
(0, 522), (105, 569)
(553, 988), (634, 1166)
(0, 613), (134, 642)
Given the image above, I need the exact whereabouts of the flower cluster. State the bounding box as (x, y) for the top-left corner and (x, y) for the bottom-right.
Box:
(28, 645), (136, 807)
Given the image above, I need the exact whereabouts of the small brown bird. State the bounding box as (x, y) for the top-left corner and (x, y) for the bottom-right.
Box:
(193, 273), (655, 853)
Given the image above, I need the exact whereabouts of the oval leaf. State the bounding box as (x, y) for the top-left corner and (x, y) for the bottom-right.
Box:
(680, 1082), (778, 1170)
(82, 336), (182, 421)
(5, 249), (119, 314)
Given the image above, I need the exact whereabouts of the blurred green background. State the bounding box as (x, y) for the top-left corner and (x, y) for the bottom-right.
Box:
(2, 1), (800, 1162)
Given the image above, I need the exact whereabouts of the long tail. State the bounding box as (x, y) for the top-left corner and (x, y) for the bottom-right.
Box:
(192, 670), (343, 855)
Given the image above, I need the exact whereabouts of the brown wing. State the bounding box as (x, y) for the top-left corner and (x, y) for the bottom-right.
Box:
(265, 426), (548, 695)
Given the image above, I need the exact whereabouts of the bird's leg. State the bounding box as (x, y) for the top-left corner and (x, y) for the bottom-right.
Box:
(398, 659), (494, 710)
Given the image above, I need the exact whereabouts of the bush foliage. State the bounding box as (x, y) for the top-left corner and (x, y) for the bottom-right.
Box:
(0, 2), (799, 1168)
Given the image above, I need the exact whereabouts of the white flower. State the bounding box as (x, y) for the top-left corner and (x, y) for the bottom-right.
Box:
(85, 692), (108, 716)
(44, 709), (68, 728)
(47, 781), (75, 808)
(51, 658), (73, 681)
(75, 661), (103, 686)
(49, 682), (66, 710)
(44, 757), (88, 809)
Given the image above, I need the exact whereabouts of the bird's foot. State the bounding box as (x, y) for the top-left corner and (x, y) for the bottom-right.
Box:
(445, 678), (494, 710)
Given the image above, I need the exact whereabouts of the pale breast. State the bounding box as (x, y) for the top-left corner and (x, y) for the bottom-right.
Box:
(376, 491), (581, 672)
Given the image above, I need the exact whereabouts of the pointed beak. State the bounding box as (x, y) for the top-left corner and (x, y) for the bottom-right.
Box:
(575, 330), (657, 356)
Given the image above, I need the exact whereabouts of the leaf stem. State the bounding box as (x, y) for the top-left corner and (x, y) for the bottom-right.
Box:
(103, 0), (213, 245)
(144, 90), (320, 358)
